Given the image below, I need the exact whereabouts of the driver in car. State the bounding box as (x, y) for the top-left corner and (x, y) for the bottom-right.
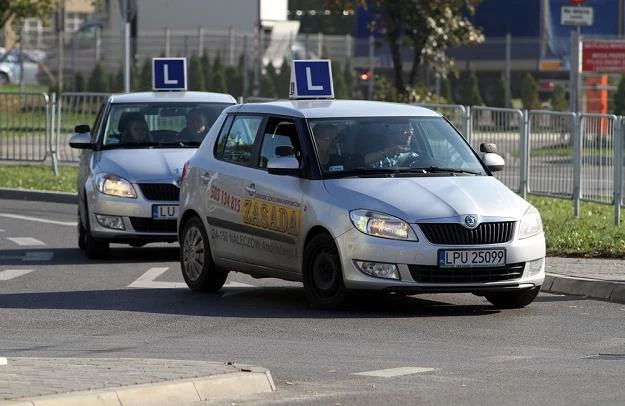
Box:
(364, 127), (420, 168)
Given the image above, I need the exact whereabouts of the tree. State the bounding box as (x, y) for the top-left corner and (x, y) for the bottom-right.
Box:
(138, 57), (152, 91)
(188, 53), (205, 91)
(0, 0), (58, 30)
(463, 71), (483, 106)
(613, 75), (625, 115)
(492, 73), (506, 108)
(521, 73), (540, 110)
(87, 62), (107, 93)
(439, 74), (453, 103)
(327, 0), (484, 96)
(551, 84), (568, 112)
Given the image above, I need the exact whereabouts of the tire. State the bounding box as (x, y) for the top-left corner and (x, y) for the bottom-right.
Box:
(0, 73), (9, 86)
(82, 203), (110, 259)
(77, 209), (86, 250)
(303, 233), (347, 309)
(180, 216), (228, 291)
(485, 287), (541, 309)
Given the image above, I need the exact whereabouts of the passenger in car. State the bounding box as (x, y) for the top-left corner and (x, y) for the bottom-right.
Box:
(180, 108), (209, 142)
(312, 123), (340, 167)
(364, 127), (420, 168)
(120, 113), (152, 144)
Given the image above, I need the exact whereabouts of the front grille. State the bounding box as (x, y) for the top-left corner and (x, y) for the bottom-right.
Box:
(408, 263), (525, 283)
(138, 183), (179, 201)
(129, 218), (177, 233)
(418, 222), (515, 245)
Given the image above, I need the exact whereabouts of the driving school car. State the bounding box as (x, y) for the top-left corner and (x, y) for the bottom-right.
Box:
(69, 90), (236, 259)
(177, 60), (545, 309)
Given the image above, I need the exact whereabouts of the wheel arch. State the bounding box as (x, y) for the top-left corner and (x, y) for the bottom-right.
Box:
(178, 209), (202, 240)
(303, 226), (337, 268)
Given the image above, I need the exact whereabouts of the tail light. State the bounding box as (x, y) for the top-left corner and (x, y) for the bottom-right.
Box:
(179, 160), (189, 185)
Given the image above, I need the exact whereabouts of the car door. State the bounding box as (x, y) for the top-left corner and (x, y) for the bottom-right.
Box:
(234, 116), (305, 274)
(201, 114), (264, 263)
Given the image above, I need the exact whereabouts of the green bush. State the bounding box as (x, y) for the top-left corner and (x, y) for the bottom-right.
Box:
(521, 73), (540, 109)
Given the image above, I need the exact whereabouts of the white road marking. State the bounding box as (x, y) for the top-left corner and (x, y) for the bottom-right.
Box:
(0, 269), (34, 281)
(0, 213), (76, 227)
(127, 267), (255, 290)
(6, 237), (46, 246)
(351, 367), (436, 378)
(487, 355), (533, 362)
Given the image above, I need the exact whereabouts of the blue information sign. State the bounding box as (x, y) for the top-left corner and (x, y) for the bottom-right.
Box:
(152, 58), (187, 91)
(289, 60), (334, 99)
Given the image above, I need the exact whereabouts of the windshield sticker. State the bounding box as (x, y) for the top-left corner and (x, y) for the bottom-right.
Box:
(328, 165), (344, 172)
(242, 198), (301, 236)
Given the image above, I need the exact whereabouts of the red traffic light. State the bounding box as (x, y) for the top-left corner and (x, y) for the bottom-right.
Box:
(569, 0), (586, 4)
(358, 71), (371, 81)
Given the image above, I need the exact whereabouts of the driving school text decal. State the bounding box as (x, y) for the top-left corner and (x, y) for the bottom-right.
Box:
(242, 198), (301, 236)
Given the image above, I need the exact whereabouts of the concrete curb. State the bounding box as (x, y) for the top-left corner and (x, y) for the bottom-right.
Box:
(2, 368), (275, 406)
(0, 188), (77, 204)
(544, 273), (625, 304)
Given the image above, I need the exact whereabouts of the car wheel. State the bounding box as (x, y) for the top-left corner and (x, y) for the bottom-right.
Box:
(77, 209), (86, 250)
(180, 216), (228, 291)
(303, 233), (346, 309)
(485, 287), (541, 309)
(0, 73), (8, 86)
(82, 204), (110, 259)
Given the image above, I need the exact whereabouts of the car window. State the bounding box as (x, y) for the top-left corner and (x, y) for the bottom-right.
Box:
(258, 118), (298, 168)
(217, 115), (262, 166)
(100, 102), (231, 147)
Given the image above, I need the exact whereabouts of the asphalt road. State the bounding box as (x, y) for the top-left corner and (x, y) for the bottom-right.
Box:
(1, 199), (625, 405)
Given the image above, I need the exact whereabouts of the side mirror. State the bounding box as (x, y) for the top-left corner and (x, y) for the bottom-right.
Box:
(267, 156), (300, 176)
(74, 124), (90, 134)
(482, 152), (505, 172)
(480, 142), (497, 153)
(69, 132), (94, 149)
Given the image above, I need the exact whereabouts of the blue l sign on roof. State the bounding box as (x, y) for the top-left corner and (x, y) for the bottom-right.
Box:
(290, 59), (334, 99)
(152, 57), (187, 91)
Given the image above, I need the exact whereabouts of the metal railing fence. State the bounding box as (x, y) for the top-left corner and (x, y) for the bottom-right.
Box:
(2, 92), (625, 224)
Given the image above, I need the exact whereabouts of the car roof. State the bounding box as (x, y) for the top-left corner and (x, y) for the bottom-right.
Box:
(108, 91), (237, 104)
(225, 99), (442, 119)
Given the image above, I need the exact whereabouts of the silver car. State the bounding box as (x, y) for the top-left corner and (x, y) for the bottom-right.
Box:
(69, 91), (236, 259)
(0, 49), (44, 86)
(178, 100), (546, 309)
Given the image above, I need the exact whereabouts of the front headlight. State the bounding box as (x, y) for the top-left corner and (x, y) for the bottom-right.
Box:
(518, 205), (543, 239)
(349, 209), (417, 241)
(95, 173), (137, 198)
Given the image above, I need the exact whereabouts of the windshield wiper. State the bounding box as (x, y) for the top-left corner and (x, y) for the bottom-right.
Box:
(421, 166), (482, 175)
(323, 167), (427, 178)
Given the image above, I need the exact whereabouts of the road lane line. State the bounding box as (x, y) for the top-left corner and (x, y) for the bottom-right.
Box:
(128, 267), (255, 290)
(0, 213), (76, 227)
(6, 237), (46, 246)
(0, 269), (34, 280)
(351, 367), (436, 377)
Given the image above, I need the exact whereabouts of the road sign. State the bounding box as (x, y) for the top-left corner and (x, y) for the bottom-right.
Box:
(561, 6), (594, 26)
(152, 58), (187, 91)
(289, 60), (334, 99)
(582, 40), (625, 73)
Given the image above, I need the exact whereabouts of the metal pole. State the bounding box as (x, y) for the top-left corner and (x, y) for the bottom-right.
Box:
(252, 0), (261, 97)
(57, 1), (65, 93)
(613, 117), (623, 225)
(505, 33), (511, 108)
(122, 0), (130, 93)
(368, 35), (374, 100)
(198, 27), (204, 56)
(71, 31), (76, 91)
(243, 35), (249, 100)
(573, 113), (582, 217)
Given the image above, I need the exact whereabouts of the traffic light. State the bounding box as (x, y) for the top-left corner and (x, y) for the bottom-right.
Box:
(357, 70), (372, 81)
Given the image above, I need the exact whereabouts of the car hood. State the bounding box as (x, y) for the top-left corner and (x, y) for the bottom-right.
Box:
(93, 148), (195, 183)
(323, 176), (530, 222)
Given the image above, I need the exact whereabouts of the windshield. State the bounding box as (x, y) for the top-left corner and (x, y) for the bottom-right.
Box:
(101, 102), (232, 148)
(309, 117), (487, 177)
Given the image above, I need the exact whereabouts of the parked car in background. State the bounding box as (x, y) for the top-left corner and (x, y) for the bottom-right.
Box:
(68, 91), (237, 259)
(0, 49), (46, 86)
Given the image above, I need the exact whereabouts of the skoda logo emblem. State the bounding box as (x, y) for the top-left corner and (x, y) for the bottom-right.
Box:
(464, 215), (478, 229)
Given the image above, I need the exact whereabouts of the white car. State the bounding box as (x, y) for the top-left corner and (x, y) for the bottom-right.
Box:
(0, 49), (45, 86)
(69, 91), (236, 259)
(177, 99), (546, 309)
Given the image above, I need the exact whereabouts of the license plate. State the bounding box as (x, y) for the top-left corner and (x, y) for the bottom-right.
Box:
(438, 249), (506, 268)
(152, 205), (179, 220)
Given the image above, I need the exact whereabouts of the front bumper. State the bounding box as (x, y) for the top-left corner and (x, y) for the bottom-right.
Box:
(87, 192), (178, 243)
(335, 227), (545, 293)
